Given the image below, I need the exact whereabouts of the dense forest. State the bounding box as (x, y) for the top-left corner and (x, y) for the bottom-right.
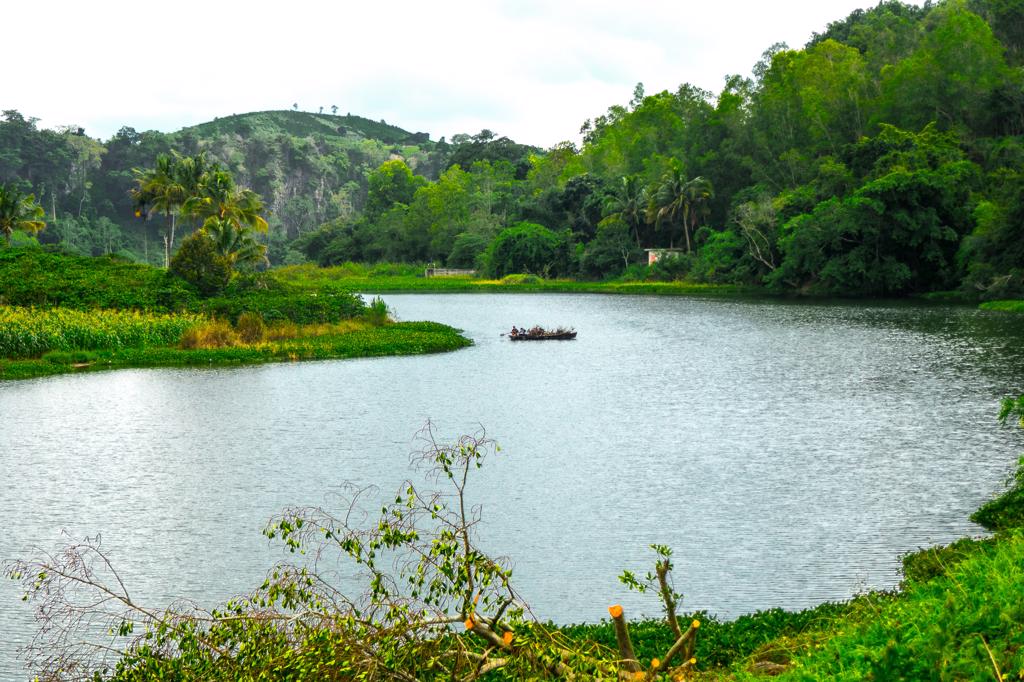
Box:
(2, 0), (1024, 297)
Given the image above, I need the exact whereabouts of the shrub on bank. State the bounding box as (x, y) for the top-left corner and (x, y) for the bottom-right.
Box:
(169, 232), (232, 296)
(235, 311), (266, 343)
(971, 456), (1024, 531)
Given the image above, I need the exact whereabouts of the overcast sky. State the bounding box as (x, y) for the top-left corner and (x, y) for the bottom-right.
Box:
(6, 0), (903, 147)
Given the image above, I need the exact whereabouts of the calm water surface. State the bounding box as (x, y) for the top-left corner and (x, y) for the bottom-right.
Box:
(2, 293), (1023, 677)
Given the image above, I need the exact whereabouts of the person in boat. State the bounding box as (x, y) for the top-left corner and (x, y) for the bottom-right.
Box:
(510, 326), (518, 337)
(518, 327), (526, 336)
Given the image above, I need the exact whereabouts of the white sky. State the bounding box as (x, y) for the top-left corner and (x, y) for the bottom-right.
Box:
(6, 0), (904, 147)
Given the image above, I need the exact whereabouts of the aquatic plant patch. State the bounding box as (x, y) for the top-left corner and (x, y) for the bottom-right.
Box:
(0, 321), (471, 380)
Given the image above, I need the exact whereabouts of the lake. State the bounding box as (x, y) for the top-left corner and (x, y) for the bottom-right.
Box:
(2, 293), (1023, 678)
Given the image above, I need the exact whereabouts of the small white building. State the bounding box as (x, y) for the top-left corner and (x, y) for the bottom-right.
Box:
(643, 248), (685, 265)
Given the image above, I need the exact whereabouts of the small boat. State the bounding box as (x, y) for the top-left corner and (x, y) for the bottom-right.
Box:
(508, 327), (577, 341)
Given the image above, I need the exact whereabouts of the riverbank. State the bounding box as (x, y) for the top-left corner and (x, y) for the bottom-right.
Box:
(557, 530), (1022, 680)
(272, 266), (998, 306)
(0, 248), (471, 380)
(272, 264), (761, 297)
(0, 320), (470, 381)
(981, 299), (1024, 313)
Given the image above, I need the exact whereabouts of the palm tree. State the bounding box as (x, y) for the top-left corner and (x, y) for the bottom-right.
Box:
(201, 216), (268, 269)
(182, 169), (269, 233)
(681, 176), (714, 251)
(603, 175), (647, 247)
(132, 154), (188, 268)
(647, 169), (714, 253)
(647, 166), (688, 250)
(0, 184), (46, 244)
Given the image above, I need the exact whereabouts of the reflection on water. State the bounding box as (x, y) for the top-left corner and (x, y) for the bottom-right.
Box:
(2, 294), (1023, 678)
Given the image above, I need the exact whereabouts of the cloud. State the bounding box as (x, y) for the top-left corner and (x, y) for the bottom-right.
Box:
(3, 0), (911, 147)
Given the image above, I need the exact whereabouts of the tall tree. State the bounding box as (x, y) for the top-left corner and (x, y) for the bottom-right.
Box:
(681, 176), (714, 251)
(648, 165), (687, 250)
(131, 154), (187, 268)
(603, 175), (648, 246)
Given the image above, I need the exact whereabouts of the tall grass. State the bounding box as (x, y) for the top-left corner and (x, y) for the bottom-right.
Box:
(0, 306), (203, 359)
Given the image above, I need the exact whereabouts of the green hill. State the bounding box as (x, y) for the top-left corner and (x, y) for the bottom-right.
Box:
(178, 110), (434, 146)
(163, 110), (446, 244)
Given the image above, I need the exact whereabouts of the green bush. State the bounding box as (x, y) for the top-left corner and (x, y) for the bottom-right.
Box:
(560, 601), (851, 672)
(971, 456), (1024, 531)
(363, 296), (391, 326)
(482, 222), (571, 278)
(170, 232), (232, 296)
(447, 232), (490, 269)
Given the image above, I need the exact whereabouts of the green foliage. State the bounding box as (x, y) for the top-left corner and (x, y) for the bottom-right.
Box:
(560, 601), (852, 671)
(365, 159), (426, 219)
(877, 3), (1013, 132)
(0, 183), (46, 243)
(749, 531), (1024, 681)
(184, 109), (430, 146)
(0, 247), (197, 311)
(689, 229), (748, 284)
(169, 231), (233, 296)
(647, 253), (694, 282)
(201, 217), (268, 269)
(970, 401), (1024, 531)
(579, 216), (640, 279)
(446, 129), (538, 179)
(199, 288), (365, 325)
(900, 536), (996, 584)
(499, 273), (541, 285)
(980, 299), (1024, 313)
(6, 0), (1024, 297)
(363, 295), (391, 326)
(972, 463), (1024, 531)
(446, 231), (489, 268)
(770, 151), (979, 295)
(482, 222), (571, 278)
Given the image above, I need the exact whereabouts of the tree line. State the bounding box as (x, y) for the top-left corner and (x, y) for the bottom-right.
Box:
(294, 0), (1024, 295)
(3, 0), (1024, 296)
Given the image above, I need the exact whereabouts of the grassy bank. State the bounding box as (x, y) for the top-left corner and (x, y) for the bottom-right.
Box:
(980, 299), (1024, 313)
(0, 248), (471, 380)
(551, 531), (1023, 680)
(0, 320), (470, 380)
(272, 264), (759, 297)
